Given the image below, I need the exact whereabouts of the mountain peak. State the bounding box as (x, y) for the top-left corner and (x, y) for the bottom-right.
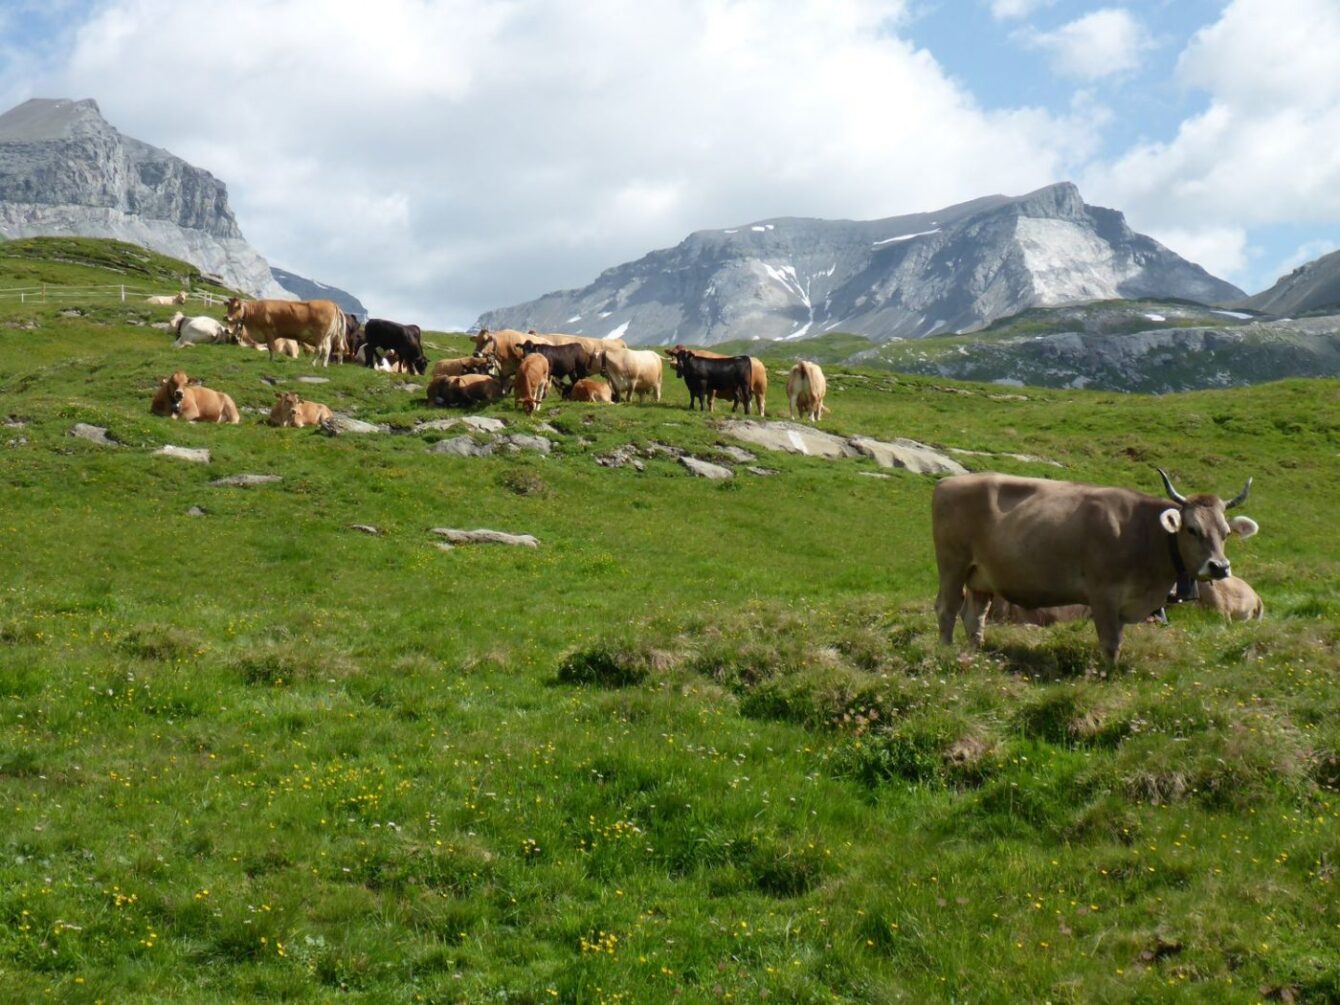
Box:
(0, 98), (107, 142)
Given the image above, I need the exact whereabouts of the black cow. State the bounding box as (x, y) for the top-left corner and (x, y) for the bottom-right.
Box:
(342, 312), (363, 361)
(519, 340), (601, 391)
(668, 349), (751, 413)
(363, 318), (427, 375)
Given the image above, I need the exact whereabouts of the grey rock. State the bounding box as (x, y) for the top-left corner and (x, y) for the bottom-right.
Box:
(349, 524), (382, 536)
(155, 444), (210, 463)
(721, 420), (966, 475)
(476, 182), (1243, 345)
(0, 98), (289, 297)
(415, 418), (465, 432)
(70, 422), (117, 446)
(428, 435), (494, 457)
(858, 472), (892, 479)
(393, 382), (422, 393)
(499, 434), (552, 454)
(295, 376), (329, 385)
(716, 445), (756, 463)
(210, 473), (281, 487)
(746, 466), (779, 476)
(6, 436), (28, 447)
(318, 415), (384, 436)
(2, 417), (27, 428)
(430, 528), (540, 548)
(595, 445), (645, 470)
(680, 456), (733, 479)
(847, 436), (968, 476)
(186, 505), (207, 516)
(460, 416), (507, 433)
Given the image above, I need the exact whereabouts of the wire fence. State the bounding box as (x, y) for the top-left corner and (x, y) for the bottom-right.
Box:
(0, 284), (227, 307)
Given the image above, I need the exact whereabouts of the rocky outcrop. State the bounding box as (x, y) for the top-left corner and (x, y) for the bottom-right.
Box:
(477, 182), (1243, 346)
(0, 98), (287, 297)
(1235, 248), (1340, 317)
(720, 420), (967, 475)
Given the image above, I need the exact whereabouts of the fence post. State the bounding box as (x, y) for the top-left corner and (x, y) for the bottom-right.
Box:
(121, 285), (125, 303)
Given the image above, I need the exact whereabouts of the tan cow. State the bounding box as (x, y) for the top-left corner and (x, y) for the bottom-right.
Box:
(431, 355), (497, 380)
(150, 371), (239, 423)
(666, 345), (767, 415)
(566, 377), (614, 402)
(224, 297), (345, 366)
(427, 373), (504, 406)
(532, 329), (627, 353)
(147, 291), (188, 306)
(600, 347), (662, 403)
(515, 353), (550, 415)
(933, 468), (1259, 664)
(786, 360), (828, 422)
(1195, 576), (1264, 621)
(267, 392), (333, 428)
(472, 328), (541, 383)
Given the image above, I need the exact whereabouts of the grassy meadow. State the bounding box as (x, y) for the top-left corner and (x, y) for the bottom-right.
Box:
(0, 239), (1337, 1002)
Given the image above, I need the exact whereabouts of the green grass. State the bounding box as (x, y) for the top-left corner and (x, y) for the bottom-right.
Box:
(0, 239), (1337, 1002)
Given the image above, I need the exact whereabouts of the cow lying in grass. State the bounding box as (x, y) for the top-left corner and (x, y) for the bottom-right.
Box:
(267, 392), (332, 428)
(169, 312), (230, 347)
(427, 373), (504, 407)
(150, 371), (239, 423)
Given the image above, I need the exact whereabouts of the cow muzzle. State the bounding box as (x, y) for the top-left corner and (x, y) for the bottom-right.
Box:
(1202, 559), (1231, 581)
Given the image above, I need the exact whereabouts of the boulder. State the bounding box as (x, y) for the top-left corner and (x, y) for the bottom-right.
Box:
(210, 473), (281, 488)
(155, 444), (210, 464)
(430, 528), (540, 548)
(722, 420), (858, 460)
(499, 434), (552, 454)
(70, 423), (118, 446)
(319, 415), (384, 436)
(428, 435), (494, 458)
(680, 456), (733, 480)
(847, 436), (968, 476)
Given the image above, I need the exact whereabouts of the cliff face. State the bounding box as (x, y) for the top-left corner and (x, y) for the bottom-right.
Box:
(0, 98), (287, 297)
(477, 183), (1245, 346)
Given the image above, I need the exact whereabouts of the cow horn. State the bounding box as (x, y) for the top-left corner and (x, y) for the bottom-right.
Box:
(1224, 476), (1253, 510)
(1156, 468), (1187, 505)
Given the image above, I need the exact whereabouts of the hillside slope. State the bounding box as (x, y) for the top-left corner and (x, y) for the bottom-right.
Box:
(1237, 247), (1340, 316)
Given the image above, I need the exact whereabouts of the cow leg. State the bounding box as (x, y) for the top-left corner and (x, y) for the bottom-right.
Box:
(1090, 603), (1125, 666)
(756, 392), (765, 418)
(961, 590), (991, 648)
(935, 579), (966, 646)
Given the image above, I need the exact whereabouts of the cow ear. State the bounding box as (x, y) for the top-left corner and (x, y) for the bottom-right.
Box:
(1229, 515), (1259, 539)
(1159, 507), (1182, 534)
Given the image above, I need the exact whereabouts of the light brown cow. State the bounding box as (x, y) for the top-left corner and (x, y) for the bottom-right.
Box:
(472, 328), (543, 383)
(267, 392), (333, 428)
(225, 297), (345, 366)
(515, 353), (550, 415)
(532, 329), (626, 353)
(431, 355), (497, 380)
(786, 360), (828, 422)
(666, 345), (768, 415)
(933, 469), (1259, 664)
(150, 371), (239, 423)
(147, 291), (188, 306)
(600, 347), (662, 403)
(1195, 576), (1264, 621)
(427, 373), (504, 407)
(566, 377), (614, 403)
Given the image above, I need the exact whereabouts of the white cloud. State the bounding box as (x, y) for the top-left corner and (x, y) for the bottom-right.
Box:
(988, 0), (1052, 21)
(1025, 8), (1154, 80)
(2, 0), (1101, 328)
(1083, 0), (1340, 292)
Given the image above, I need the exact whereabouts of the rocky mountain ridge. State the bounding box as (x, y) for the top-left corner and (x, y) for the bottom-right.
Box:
(477, 183), (1244, 346)
(1236, 248), (1340, 317)
(0, 97), (288, 298)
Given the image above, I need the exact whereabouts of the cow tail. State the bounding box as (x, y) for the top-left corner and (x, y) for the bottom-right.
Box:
(324, 307), (345, 366)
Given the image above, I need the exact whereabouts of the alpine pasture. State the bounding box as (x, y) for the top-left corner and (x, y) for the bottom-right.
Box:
(0, 239), (1337, 1003)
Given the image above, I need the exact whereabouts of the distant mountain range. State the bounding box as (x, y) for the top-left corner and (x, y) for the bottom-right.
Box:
(270, 266), (367, 319)
(1235, 249), (1340, 317)
(477, 182), (1245, 346)
(0, 97), (362, 310)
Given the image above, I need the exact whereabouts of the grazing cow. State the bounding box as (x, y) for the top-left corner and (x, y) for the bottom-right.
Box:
(666, 348), (752, 413)
(431, 356), (497, 380)
(787, 361), (828, 422)
(1195, 576), (1264, 621)
(147, 291), (188, 306)
(566, 377), (614, 402)
(932, 468), (1259, 665)
(224, 297), (345, 366)
(520, 340), (601, 391)
(169, 312), (230, 347)
(149, 371), (239, 424)
(515, 353), (550, 415)
(600, 347), (662, 403)
(362, 318), (427, 374)
(666, 345), (768, 415)
(426, 373), (504, 407)
(267, 392), (333, 428)
(472, 328), (541, 384)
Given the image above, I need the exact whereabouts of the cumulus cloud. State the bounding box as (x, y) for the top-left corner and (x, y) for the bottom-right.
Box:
(1, 0), (1100, 327)
(1025, 8), (1153, 80)
(1083, 0), (1340, 291)
(988, 0), (1053, 21)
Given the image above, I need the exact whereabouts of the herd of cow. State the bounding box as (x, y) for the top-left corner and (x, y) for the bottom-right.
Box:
(150, 294), (1263, 665)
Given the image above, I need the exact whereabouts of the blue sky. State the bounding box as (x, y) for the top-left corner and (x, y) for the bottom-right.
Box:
(1, 0), (1338, 327)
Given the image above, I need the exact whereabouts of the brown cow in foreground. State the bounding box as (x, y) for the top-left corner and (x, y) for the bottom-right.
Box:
(933, 468), (1259, 664)
(267, 392), (333, 428)
(225, 297), (345, 366)
(1195, 576), (1264, 621)
(150, 371), (239, 423)
(515, 353), (550, 415)
(666, 345), (767, 415)
(787, 360), (828, 422)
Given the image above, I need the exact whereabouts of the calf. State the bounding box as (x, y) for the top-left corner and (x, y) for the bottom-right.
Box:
(363, 318), (427, 374)
(427, 373), (504, 407)
(267, 392), (333, 428)
(1195, 576), (1264, 621)
(667, 348), (752, 413)
(169, 312), (230, 347)
(520, 340), (601, 391)
(565, 377), (613, 402)
(515, 353), (550, 415)
(150, 371), (239, 423)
